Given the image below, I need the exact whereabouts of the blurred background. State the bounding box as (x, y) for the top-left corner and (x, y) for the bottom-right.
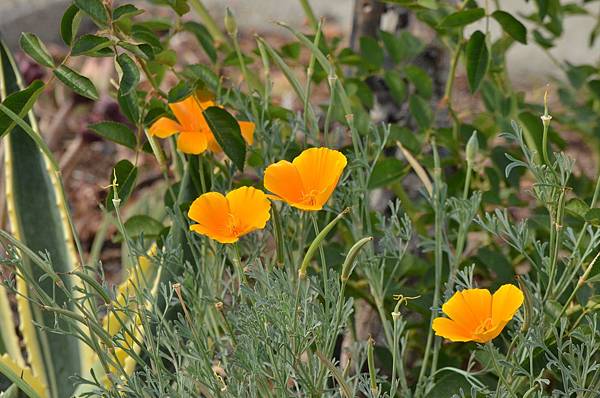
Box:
(1, 0), (600, 83)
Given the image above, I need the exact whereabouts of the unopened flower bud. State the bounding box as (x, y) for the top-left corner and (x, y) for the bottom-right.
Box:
(466, 130), (478, 166)
(224, 8), (238, 37)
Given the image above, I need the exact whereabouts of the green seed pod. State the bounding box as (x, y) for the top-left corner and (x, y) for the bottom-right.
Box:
(298, 208), (350, 279)
(224, 8), (238, 37)
(367, 336), (378, 394)
(466, 130), (478, 166)
(340, 236), (372, 282)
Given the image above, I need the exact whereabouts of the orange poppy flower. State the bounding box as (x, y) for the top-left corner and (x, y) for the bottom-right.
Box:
(432, 284), (524, 343)
(149, 96), (254, 155)
(264, 147), (347, 211)
(188, 186), (271, 244)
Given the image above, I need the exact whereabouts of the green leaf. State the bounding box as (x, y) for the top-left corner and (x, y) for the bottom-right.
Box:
(465, 30), (489, 93)
(585, 208), (600, 226)
(359, 36), (384, 69)
(439, 8), (485, 28)
(168, 81), (193, 103)
(1, 39), (81, 398)
(74, 0), (109, 26)
(183, 21), (217, 63)
(203, 106), (246, 171)
(566, 198), (589, 220)
(409, 95), (432, 129)
(182, 64), (219, 91)
(19, 33), (54, 68)
(492, 11), (527, 44)
(116, 53), (140, 96)
(588, 80), (600, 101)
(53, 65), (99, 100)
(89, 121), (137, 149)
(106, 160), (138, 211)
(60, 4), (81, 46)
(383, 70), (406, 104)
(119, 215), (164, 242)
(0, 80), (45, 138)
(380, 31), (424, 63)
(405, 65), (432, 99)
(113, 4), (144, 21)
(71, 34), (113, 56)
(368, 157), (406, 189)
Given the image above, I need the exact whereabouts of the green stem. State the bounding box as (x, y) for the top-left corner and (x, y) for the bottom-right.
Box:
(188, 0), (232, 50)
(298, 0), (319, 31)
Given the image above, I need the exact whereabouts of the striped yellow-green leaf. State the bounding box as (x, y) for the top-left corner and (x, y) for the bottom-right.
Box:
(0, 40), (81, 398)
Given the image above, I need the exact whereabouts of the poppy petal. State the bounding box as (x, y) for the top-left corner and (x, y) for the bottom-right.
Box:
(491, 284), (524, 326)
(238, 121), (255, 145)
(459, 288), (493, 326)
(188, 192), (232, 241)
(442, 288), (490, 332)
(473, 321), (507, 343)
(432, 317), (473, 342)
(149, 117), (183, 138)
(226, 186), (271, 235)
(292, 147), (347, 208)
(169, 96), (204, 131)
(177, 131), (208, 154)
(190, 224), (239, 244)
(264, 160), (306, 205)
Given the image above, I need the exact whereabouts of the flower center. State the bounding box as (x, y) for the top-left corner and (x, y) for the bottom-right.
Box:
(226, 214), (242, 237)
(474, 317), (494, 335)
(301, 190), (320, 206)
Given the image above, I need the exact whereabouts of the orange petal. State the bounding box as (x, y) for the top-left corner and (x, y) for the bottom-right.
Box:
(169, 96), (204, 131)
(188, 192), (235, 243)
(177, 131), (208, 154)
(292, 147), (347, 208)
(206, 134), (223, 153)
(149, 117), (183, 138)
(491, 284), (524, 326)
(264, 160), (305, 206)
(442, 288), (492, 332)
(473, 321), (507, 343)
(432, 317), (473, 342)
(226, 186), (271, 235)
(238, 121), (255, 145)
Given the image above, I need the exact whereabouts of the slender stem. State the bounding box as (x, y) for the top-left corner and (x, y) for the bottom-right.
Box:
(298, 0), (319, 31)
(188, 0), (232, 50)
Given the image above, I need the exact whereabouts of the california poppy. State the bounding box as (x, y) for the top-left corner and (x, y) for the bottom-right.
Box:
(264, 147), (347, 211)
(149, 96), (254, 155)
(432, 284), (524, 343)
(188, 186), (271, 244)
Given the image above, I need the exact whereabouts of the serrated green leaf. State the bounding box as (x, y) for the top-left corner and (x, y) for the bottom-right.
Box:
(439, 8), (485, 28)
(74, 0), (109, 26)
(19, 33), (54, 68)
(465, 30), (489, 93)
(71, 34), (113, 56)
(53, 65), (99, 100)
(117, 53), (140, 95)
(60, 4), (81, 46)
(90, 121), (137, 149)
(492, 10), (527, 44)
(203, 106), (246, 171)
(106, 159), (138, 211)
